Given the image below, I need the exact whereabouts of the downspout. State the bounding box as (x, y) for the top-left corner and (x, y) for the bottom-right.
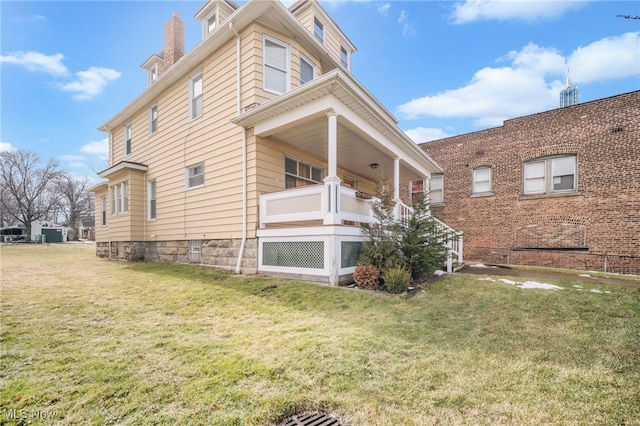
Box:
(230, 21), (247, 274)
(143, 170), (147, 245)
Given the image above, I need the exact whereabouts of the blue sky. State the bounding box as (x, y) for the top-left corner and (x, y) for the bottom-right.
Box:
(1, 0), (639, 182)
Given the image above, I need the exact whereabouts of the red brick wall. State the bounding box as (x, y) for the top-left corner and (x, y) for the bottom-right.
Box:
(419, 91), (640, 274)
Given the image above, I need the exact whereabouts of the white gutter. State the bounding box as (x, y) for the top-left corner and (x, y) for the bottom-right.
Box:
(229, 21), (247, 275)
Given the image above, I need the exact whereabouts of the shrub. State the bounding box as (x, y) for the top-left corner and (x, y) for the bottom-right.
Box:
(383, 266), (411, 294)
(358, 180), (404, 272)
(353, 264), (380, 290)
(400, 194), (451, 281)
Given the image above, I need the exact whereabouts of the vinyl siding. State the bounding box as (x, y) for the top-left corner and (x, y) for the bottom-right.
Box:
(98, 17), (355, 244)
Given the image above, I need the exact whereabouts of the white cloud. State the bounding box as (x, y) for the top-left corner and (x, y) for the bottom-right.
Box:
(81, 138), (109, 157)
(0, 51), (69, 77)
(397, 33), (640, 127)
(60, 154), (88, 169)
(398, 10), (416, 36)
(377, 3), (391, 17)
(451, 0), (590, 24)
(13, 14), (46, 23)
(58, 67), (121, 101)
(0, 142), (16, 152)
(568, 32), (640, 83)
(405, 127), (452, 143)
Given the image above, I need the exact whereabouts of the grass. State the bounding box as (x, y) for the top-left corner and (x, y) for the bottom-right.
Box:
(1, 244), (639, 425)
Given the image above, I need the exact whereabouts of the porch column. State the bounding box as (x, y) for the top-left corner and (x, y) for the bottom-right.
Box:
(324, 112), (341, 225)
(393, 157), (401, 220)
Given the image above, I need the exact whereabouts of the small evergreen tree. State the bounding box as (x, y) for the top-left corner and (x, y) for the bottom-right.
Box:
(358, 181), (404, 273)
(400, 193), (451, 281)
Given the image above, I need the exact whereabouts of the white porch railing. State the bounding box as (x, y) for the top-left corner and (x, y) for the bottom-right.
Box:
(259, 187), (463, 278)
(259, 184), (376, 227)
(396, 200), (464, 274)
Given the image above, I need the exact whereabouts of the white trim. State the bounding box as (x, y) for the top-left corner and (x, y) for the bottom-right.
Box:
(300, 53), (316, 85)
(185, 163), (205, 190)
(149, 104), (158, 135)
(189, 70), (203, 121)
(313, 15), (325, 45)
(472, 166), (492, 194)
(123, 123), (132, 157)
(263, 34), (290, 95)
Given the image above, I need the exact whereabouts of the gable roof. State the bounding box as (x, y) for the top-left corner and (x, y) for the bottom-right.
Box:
(98, 0), (344, 132)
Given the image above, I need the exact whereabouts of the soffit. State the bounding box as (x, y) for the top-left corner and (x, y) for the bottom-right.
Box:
(234, 70), (443, 182)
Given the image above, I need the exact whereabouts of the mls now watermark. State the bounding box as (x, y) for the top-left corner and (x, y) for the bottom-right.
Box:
(3, 409), (58, 420)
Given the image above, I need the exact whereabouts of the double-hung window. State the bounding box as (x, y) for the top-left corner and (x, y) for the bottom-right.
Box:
(148, 180), (157, 220)
(124, 123), (132, 156)
(410, 180), (425, 204)
(314, 17), (324, 44)
(110, 182), (128, 215)
(472, 167), (492, 195)
(285, 156), (323, 188)
(149, 105), (158, 134)
(190, 72), (203, 120)
(429, 175), (444, 204)
(186, 164), (204, 189)
(148, 64), (157, 86)
(206, 13), (216, 35)
(264, 36), (289, 94)
(300, 55), (315, 85)
(340, 46), (349, 68)
(524, 155), (576, 195)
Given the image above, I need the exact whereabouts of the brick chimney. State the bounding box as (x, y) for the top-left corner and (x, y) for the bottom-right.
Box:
(164, 12), (184, 69)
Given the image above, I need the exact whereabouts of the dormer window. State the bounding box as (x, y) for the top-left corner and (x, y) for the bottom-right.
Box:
(206, 13), (216, 36)
(148, 64), (157, 85)
(340, 46), (349, 69)
(314, 17), (324, 44)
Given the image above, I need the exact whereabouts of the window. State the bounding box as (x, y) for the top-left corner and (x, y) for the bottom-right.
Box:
(149, 105), (158, 134)
(206, 13), (216, 35)
(110, 182), (128, 215)
(190, 72), (203, 120)
(148, 64), (157, 85)
(285, 156), (323, 188)
(264, 36), (289, 94)
(313, 17), (324, 44)
(148, 180), (156, 220)
(340, 46), (349, 68)
(410, 180), (425, 204)
(186, 164), (204, 189)
(429, 175), (443, 203)
(100, 196), (107, 226)
(473, 167), (492, 195)
(124, 123), (132, 156)
(524, 155), (576, 195)
(300, 55), (315, 85)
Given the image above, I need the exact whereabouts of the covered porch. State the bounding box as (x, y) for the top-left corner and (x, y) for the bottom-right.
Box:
(233, 70), (460, 285)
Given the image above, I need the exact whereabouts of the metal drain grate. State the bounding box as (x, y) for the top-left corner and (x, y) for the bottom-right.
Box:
(280, 412), (342, 426)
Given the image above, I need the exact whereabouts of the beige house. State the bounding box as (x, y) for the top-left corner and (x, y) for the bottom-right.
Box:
(90, 0), (460, 285)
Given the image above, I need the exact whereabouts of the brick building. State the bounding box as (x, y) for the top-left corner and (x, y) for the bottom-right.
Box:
(418, 90), (640, 274)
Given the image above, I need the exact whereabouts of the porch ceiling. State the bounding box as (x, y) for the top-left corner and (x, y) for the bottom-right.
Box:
(271, 115), (409, 183)
(233, 70), (443, 184)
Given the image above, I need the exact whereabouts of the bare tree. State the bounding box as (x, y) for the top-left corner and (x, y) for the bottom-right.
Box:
(55, 173), (93, 239)
(0, 150), (62, 238)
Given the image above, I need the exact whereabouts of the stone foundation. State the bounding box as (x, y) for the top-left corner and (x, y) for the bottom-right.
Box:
(95, 238), (258, 273)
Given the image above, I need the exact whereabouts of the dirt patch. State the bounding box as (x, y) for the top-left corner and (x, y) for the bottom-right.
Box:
(459, 264), (640, 289)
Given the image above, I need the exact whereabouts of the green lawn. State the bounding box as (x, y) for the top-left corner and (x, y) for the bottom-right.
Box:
(1, 244), (639, 425)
